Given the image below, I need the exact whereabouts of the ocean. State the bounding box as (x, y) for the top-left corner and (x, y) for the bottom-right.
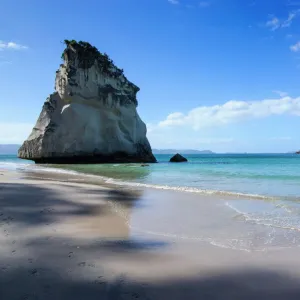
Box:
(1, 153), (300, 199)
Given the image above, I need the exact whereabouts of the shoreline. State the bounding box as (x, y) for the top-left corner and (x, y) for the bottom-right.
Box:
(3, 161), (287, 201)
(2, 169), (300, 298)
(2, 153), (300, 201)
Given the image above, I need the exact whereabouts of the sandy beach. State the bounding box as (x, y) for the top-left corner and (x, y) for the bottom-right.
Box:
(1, 169), (300, 299)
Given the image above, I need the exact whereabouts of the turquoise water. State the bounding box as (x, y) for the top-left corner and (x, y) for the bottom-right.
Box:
(0, 154), (33, 169)
(1, 153), (300, 199)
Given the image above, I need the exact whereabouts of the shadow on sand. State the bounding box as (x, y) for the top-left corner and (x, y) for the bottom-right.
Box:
(0, 182), (142, 226)
(1, 182), (300, 299)
(1, 266), (300, 299)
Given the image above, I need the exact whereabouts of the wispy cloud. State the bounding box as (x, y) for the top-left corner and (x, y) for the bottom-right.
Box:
(0, 41), (28, 51)
(282, 11), (299, 27)
(199, 2), (210, 7)
(290, 41), (300, 51)
(273, 90), (288, 97)
(168, 0), (210, 9)
(266, 16), (280, 30)
(149, 95), (300, 131)
(269, 137), (292, 141)
(266, 10), (300, 30)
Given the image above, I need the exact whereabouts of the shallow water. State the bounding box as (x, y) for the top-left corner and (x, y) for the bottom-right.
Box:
(118, 189), (300, 252)
(60, 154), (300, 198)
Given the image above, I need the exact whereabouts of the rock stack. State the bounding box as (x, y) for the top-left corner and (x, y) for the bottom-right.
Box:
(18, 40), (156, 163)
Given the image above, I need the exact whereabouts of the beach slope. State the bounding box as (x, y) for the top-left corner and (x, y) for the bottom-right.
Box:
(1, 169), (300, 299)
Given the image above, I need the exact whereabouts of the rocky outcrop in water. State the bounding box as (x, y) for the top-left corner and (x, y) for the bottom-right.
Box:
(169, 153), (188, 162)
(18, 40), (156, 163)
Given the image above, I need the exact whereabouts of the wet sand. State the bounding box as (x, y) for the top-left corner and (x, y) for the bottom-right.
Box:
(1, 169), (300, 299)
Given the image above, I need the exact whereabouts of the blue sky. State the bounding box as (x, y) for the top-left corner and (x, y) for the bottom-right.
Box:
(1, 0), (300, 152)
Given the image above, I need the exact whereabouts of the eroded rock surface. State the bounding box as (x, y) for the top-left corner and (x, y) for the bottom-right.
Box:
(18, 40), (156, 163)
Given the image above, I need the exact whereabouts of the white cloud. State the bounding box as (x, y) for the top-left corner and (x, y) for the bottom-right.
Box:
(266, 17), (280, 30)
(147, 123), (236, 149)
(153, 95), (300, 131)
(266, 10), (300, 30)
(168, 1), (210, 9)
(291, 41), (300, 51)
(273, 90), (288, 97)
(0, 41), (28, 51)
(0, 123), (33, 144)
(282, 11), (298, 27)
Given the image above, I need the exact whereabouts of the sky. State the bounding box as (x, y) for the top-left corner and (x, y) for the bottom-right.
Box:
(1, 0), (300, 153)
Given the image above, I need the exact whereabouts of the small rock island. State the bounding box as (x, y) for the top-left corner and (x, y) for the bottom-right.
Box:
(18, 40), (156, 164)
(169, 153), (188, 162)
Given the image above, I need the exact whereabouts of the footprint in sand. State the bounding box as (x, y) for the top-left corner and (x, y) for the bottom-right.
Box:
(29, 269), (39, 276)
(77, 261), (96, 268)
(1, 265), (9, 272)
(2, 216), (13, 227)
(40, 208), (55, 214)
(131, 292), (141, 299)
(93, 276), (106, 285)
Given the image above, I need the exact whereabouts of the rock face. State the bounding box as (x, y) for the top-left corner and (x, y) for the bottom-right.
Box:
(169, 153), (188, 163)
(18, 40), (156, 163)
